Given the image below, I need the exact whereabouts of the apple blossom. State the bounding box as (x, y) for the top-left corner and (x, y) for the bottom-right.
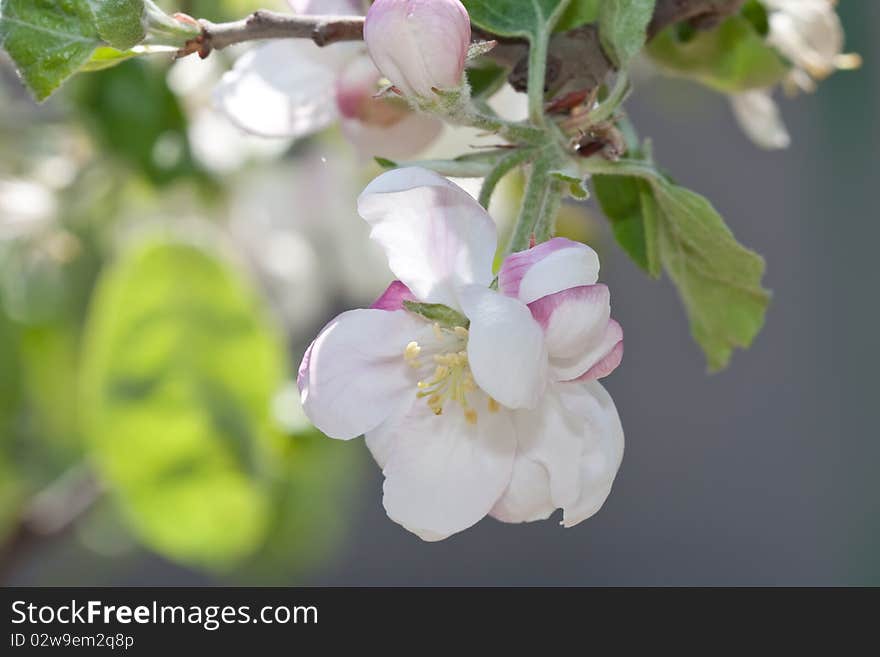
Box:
(364, 0), (472, 100)
(763, 0), (860, 93)
(214, 0), (442, 158)
(730, 0), (858, 150)
(297, 168), (624, 541)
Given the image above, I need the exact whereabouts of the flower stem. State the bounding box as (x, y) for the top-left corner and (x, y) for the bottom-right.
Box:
(478, 148), (536, 209)
(533, 179), (565, 244)
(527, 31), (550, 126)
(507, 153), (555, 254)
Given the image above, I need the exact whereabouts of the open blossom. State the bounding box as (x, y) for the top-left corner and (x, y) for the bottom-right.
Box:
(764, 0), (860, 93)
(365, 0), (471, 98)
(298, 168), (624, 541)
(215, 0), (441, 158)
(731, 0), (858, 150)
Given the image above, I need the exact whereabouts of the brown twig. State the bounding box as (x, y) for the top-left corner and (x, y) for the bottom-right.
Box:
(0, 464), (104, 583)
(180, 10), (365, 58)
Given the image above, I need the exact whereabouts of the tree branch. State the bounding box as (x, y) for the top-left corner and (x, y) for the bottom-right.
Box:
(0, 464), (104, 583)
(182, 10), (365, 58)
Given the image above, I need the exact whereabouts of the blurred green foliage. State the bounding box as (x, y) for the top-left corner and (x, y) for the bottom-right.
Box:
(647, 13), (789, 93)
(0, 0), (363, 583)
(80, 242), (286, 568)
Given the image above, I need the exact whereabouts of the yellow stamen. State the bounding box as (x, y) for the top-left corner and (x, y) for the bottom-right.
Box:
(488, 398), (500, 413)
(464, 408), (478, 425)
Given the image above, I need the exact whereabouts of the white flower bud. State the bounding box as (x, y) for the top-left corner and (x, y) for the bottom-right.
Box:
(364, 0), (472, 98)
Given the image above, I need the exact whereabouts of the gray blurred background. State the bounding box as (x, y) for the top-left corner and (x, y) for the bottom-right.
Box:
(5, 2), (878, 586)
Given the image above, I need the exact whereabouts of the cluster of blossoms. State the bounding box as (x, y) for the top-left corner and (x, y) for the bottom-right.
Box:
(211, 0), (851, 540)
(298, 168), (625, 540)
(258, 0), (627, 540)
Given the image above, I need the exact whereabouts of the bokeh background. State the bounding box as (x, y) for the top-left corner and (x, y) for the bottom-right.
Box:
(2, 1), (877, 586)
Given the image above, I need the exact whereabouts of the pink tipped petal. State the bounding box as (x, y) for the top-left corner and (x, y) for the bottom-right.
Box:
(459, 285), (548, 410)
(574, 326), (624, 382)
(365, 0), (471, 97)
(357, 168), (497, 309)
(527, 285), (622, 381)
(381, 401), (516, 541)
(215, 41), (346, 139)
(499, 238), (601, 304)
(490, 457), (555, 524)
(340, 112), (444, 160)
(298, 308), (425, 440)
(507, 382), (624, 526)
(371, 280), (417, 311)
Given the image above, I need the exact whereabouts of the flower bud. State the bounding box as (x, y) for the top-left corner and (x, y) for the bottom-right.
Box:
(335, 57), (409, 127)
(364, 0), (471, 98)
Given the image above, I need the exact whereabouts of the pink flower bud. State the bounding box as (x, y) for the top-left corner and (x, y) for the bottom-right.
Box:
(364, 0), (472, 98)
(335, 57), (410, 127)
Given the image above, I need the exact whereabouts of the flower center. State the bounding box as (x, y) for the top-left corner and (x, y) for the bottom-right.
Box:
(403, 324), (499, 425)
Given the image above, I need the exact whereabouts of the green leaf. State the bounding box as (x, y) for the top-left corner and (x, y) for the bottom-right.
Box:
(647, 15), (789, 93)
(0, 0), (146, 100)
(593, 173), (659, 276)
(90, 0), (145, 50)
(588, 157), (768, 369)
(550, 168), (589, 199)
(461, 0), (572, 40)
(466, 59), (509, 99)
(599, 0), (656, 68)
(651, 179), (770, 371)
(80, 241), (287, 569)
(0, 0), (102, 101)
(79, 45), (138, 72)
(556, 0), (600, 31)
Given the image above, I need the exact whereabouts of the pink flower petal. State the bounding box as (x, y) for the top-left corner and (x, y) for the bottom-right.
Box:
(370, 280), (416, 311)
(527, 285), (623, 381)
(499, 238), (600, 304)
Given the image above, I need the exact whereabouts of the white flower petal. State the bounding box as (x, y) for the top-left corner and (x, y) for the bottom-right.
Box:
(490, 457), (555, 524)
(357, 168), (498, 309)
(556, 381), (625, 527)
(381, 402), (516, 541)
(499, 238), (601, 304)
(502, 381), (624, 527)
(288, 0), (363, 16)
(460, 285), (548, 410)
(528, 285), (623, 381)
(298, 309), (424, 439)
(215, 41), (346, 139)
(340, 112), (444, 160)
(364, 396), (415, 469)
(730, 90), (791, 150)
